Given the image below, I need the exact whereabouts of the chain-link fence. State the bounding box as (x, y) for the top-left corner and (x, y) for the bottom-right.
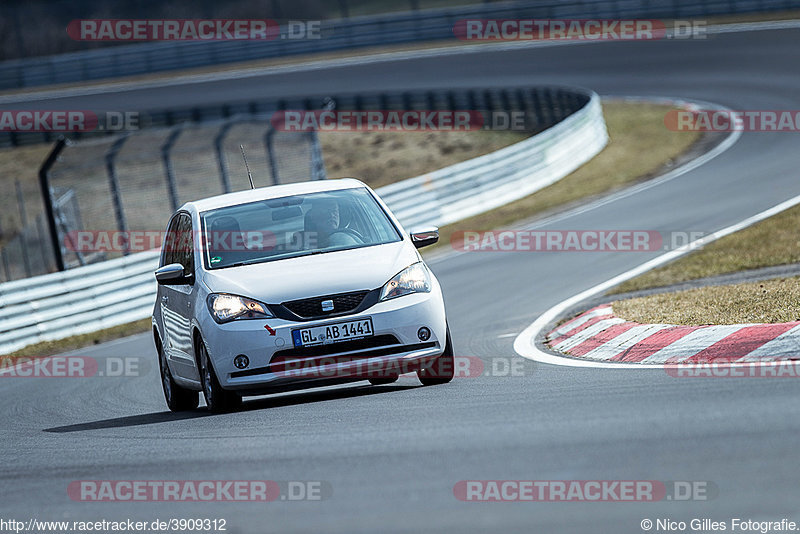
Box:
(0, 117), (325, 281)
(1, 85), (582, 281)
(0, 215), (52, 281)
(0, 180), (65, 281)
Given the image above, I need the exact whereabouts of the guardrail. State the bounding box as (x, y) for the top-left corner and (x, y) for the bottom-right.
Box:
(1, 0), (798, 91)
(1, 84), (583, 148)
(379, 91), (606, 228)
(0, 88), (605, 355)
(0, 251), (159, 355)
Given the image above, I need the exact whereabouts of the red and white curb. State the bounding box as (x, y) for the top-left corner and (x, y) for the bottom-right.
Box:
(547, 305), (800, 364)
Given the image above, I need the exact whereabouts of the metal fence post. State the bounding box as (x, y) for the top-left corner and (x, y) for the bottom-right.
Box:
(0, 218), (6, 282)
(264, 129), (280, 185)
(308, 130), (327, 181)
(15, 180), (31, 277)
(36, 216), (52, 272)
(0, 248), (9, 282)
(105, 134), (131, 256)
(214, 120), (236, 194)
(162, 125), (183, 211)
(38, 138), (68, 272)
(337, 0), (349, 18)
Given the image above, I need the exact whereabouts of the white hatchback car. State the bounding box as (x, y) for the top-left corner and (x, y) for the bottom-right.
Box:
(152, 179), (453, 412)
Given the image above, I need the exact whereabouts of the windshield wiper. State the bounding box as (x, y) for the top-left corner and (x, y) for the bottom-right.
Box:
(220, 250), (328, 268)
(224, 259), (267, 268)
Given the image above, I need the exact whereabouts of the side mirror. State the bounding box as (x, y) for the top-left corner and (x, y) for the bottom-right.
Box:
(410, 227), (439, 249)
(155, 263), (192, 285)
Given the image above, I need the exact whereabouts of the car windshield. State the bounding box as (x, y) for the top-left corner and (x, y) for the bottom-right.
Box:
(200, 187), (401, 269)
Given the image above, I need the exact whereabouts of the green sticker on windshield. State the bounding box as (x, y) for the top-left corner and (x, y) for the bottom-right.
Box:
(211, 256), (222, 264)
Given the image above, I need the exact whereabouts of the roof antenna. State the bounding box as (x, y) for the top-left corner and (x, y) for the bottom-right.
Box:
(240, 144), (255, 190)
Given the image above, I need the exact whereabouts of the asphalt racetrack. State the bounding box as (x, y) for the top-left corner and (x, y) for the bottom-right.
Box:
(3, 26), (800, 533)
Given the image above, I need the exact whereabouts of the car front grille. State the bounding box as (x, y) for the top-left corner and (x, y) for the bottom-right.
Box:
(282, 290), (370, 319)
(230, 334), (432, 378)
(271, 334), (401, 362)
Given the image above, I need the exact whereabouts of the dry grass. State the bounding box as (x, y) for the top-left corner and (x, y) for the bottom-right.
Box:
(614, 277), (800, 325)
(614, 204), (800, 293)
(1, 318), (152, 360)
(321, 129), (527, 189)
(0, 144), (54, 240)
(427, 100), (702, 251)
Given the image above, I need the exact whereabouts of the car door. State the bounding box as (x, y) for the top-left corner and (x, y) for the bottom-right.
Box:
(160, 212), (197, 380)
(159, 214), (181, 365)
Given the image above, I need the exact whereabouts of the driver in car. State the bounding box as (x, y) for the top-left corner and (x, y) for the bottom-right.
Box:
(306, 197), (362, 248)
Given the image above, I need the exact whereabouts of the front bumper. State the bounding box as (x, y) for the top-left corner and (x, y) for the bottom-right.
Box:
(199, 289), (447, 393)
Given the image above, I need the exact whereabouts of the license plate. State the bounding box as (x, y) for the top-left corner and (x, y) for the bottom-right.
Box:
(292, 318), (374, 347)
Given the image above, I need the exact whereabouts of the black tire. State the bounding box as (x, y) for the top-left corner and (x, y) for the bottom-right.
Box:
(158, 340), (199, 412)
(368, 375), (399, 385)
(417, 326), (455, 386)
(198, 340), (242, 413)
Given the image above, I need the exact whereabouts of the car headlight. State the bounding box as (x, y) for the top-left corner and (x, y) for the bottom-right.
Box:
(380, 262), (432, 301)
(207, 293), (272, 323)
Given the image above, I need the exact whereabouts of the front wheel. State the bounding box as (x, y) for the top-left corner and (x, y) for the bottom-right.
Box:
(198, 341), (242, 413)
(417, 326), (455, 386)
(158, 340), (199, 412)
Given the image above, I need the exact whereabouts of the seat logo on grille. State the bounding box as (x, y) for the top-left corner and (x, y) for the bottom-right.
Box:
(321, 299), (334, 312)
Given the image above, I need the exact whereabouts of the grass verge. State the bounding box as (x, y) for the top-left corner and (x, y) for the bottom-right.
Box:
(321, 129), (528, 189)
(613, 204), (800, 293)
(610, 198), (800, 327)
(2, 318), (152, 360)
(428, 100), (702, 252)
(613, 277), (800, 325)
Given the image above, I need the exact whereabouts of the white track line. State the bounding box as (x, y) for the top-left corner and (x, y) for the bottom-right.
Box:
(514, 176), (800, 368)
(427, 95), (744, 267)
(2, 20), (799, 105)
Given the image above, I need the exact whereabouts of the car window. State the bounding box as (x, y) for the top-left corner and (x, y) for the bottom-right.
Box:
(161, 214), (182, 267)
(201, 188), (401, 269)
(176, 214), (194, 276)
